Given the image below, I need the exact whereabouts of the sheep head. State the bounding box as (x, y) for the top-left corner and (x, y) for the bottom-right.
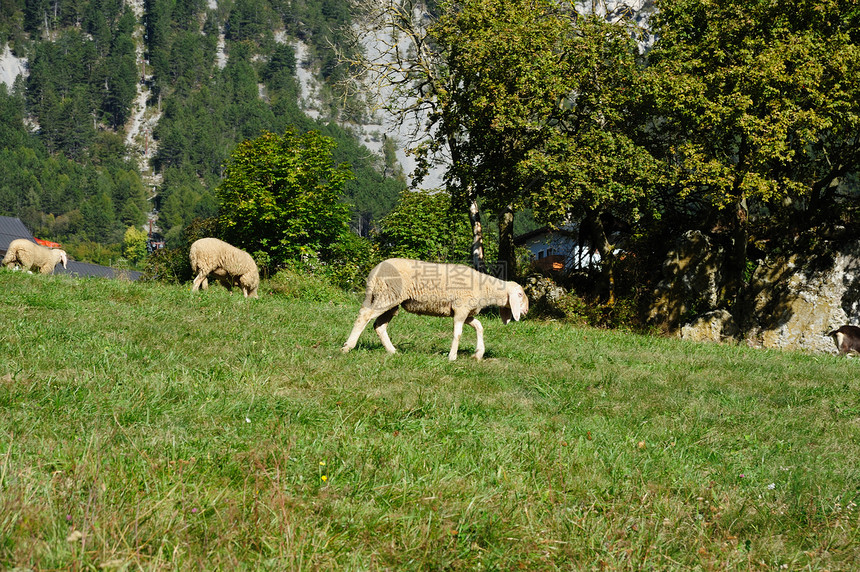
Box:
(499, 282), (529, 324)
(57, 249), (68, 269)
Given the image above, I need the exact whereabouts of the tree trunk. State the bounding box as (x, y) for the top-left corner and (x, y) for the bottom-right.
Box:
(807, 170), (843, 229)
(585, 210), (616, 305)
(468, 191), (485, 272)
(498, 205), (517, 281)
(720, 197), (748, 311)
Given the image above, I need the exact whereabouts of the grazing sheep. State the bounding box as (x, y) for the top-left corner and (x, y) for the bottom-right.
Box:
(197, 268), (239, 291)
(827, 325), (860, 356)
(189, 237), (259, 298)
(2, 239), (68, 274)
(342, 258), (529, 360)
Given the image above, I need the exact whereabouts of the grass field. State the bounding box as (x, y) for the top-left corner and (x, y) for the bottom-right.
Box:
(1, 269), (859, 570)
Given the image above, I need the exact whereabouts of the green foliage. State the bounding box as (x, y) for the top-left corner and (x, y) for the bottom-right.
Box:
(141, 245), (187, 284)
(263, 43), (297, 79)
(0, 77), (146, 264)
(0, 2), (24, 48)
(142, 216), (222, 283)
(63, 240), (122, 266)
(157, 167), (218, 246)
(141, 0), (398, 242)
(226, 0), (276, 43)
(266, 265), (355, 302)
(0, 84), (32, 151)
(25, 8), (138, 135)
(3, 0), (400, 270)
(252, 249), (273, 279)
(648, 0), (860, 215)
(324, 230), (380, 291)
(320, 125), (403, 231)
(122, 225), (148, 266)
(427, 0), (655, 222)
(377, 189), (472, 262)
(643, 0), (860, 308)
(217, 129), (354, 267)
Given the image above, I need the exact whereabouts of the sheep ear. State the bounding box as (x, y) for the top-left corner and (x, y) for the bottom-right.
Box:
(507, 284), (523, 322)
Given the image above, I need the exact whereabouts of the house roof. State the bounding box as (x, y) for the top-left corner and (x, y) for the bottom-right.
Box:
(0, 215), (35, 252)
(0, 215), (141, 280)
(514, 225), (577, 246)
(58, 260), (141, 281)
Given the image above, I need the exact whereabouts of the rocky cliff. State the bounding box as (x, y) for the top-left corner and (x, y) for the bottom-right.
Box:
(657, 232), (860, 354)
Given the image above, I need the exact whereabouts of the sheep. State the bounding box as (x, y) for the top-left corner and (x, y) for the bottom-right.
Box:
(342, 258), (529, 360)
(2, 239), (68, 274)
(197, 268), (239, 291)
(189, 237), (259, 298)
(827, 325), (860, 356)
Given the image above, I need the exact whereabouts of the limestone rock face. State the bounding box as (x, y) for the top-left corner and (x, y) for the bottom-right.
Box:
(649, 231), (724, 329)
(742, 243), (860, 353)
(650, 232), (860, 354)
(523, 274), (567, 314)
(681, 310), (738, 343)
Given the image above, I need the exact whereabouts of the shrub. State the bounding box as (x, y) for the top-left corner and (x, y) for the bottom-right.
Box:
(267, 266), (354, 303)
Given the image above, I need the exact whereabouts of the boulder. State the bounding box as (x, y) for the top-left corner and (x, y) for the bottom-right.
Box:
(742, 243), (860, 353)
(649, 230), (724, 329)
(681, 310), (738, 343)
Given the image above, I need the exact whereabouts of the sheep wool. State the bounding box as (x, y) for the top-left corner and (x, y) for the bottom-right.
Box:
(189, 237), (260, 298)
(2, 239), (68, 274)
(342, 258), (529, 360)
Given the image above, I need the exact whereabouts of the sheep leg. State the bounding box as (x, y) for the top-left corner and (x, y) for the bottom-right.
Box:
(373, 307), (399, 354)
(448, 318), (465, 361)
(448, 309), (477, 361)
(342, 304), (398, 353)
(465, 316), (485, 360)
(192, 272), (208, 292)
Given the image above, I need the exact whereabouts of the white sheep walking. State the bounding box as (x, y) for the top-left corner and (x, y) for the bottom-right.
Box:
(342, 258), (529, 360)
(2, 239), (68, 274)
(189, 237), (260, 298)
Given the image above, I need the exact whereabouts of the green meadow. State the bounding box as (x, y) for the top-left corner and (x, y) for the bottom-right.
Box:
(1, 270), (859, 570)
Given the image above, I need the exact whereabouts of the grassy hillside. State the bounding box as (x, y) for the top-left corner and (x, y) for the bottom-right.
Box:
(1, 270), (859, 569)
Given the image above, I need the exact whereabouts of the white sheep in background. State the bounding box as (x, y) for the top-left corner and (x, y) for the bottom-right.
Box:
(342, 258), (529, 360)
(2, 239), (68, 274)
(189, 237), (259, 298)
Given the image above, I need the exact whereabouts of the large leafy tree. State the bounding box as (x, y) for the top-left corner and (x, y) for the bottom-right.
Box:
(647, 0), (860, 308)
(377, 188), (472, 262)
(430, 1), (655, 289)
(217, 129), (354, 267)
(346, 0), (654, 291)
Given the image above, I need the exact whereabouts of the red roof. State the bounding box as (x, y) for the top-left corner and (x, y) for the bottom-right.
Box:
(34, 238), (62, 248)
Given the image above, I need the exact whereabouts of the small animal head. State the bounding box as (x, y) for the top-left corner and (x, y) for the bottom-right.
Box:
(57, 249), (68, 269)
(499, 282), (529, 324)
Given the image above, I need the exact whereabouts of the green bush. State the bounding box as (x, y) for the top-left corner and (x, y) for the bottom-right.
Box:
(266, 265), (355, 303)
(324, 231), (380, 291)
(142, 217), (222, 284)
